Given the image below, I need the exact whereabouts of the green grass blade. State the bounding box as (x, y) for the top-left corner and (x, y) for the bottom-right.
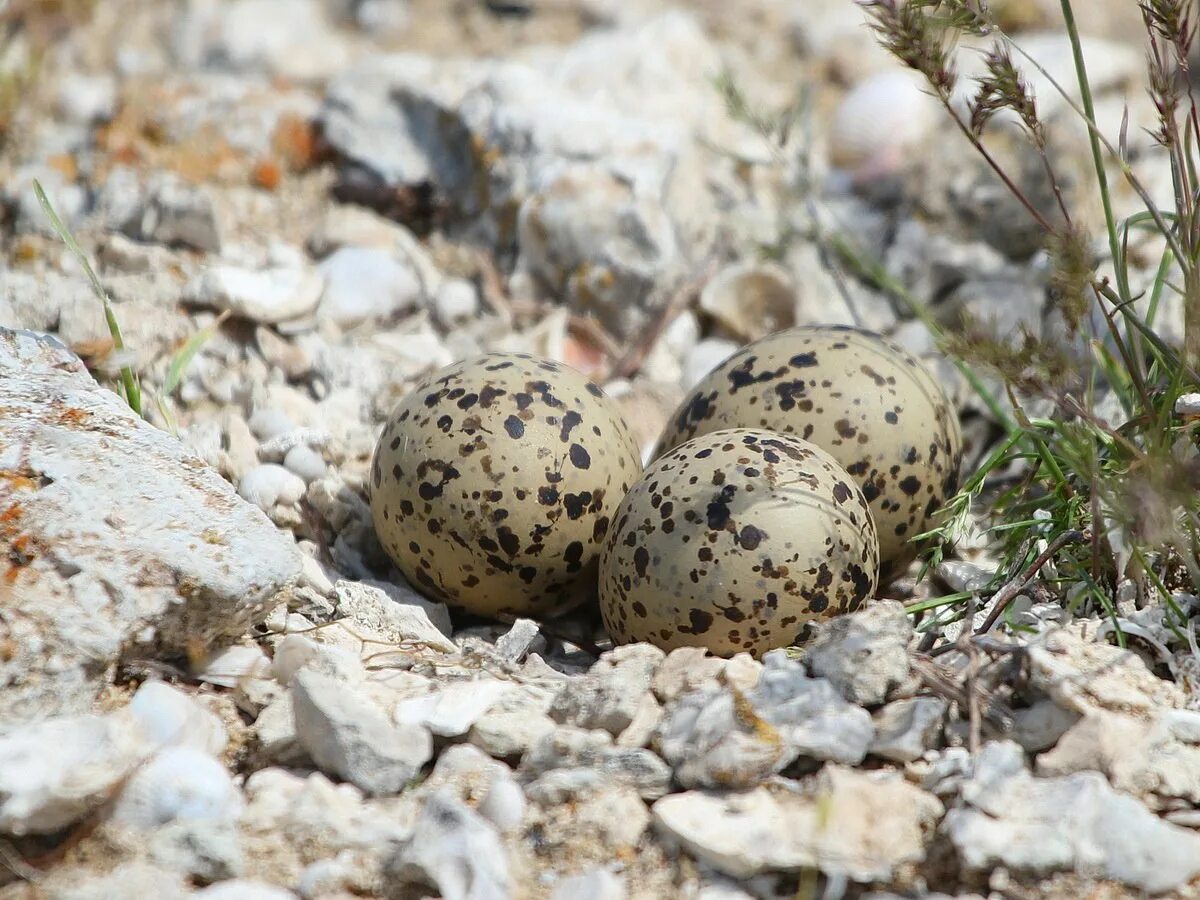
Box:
(34, 178), (142, 416)
(163, 310), (230, 396)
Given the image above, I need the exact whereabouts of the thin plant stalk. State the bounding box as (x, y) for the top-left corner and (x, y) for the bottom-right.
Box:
(33, 179), (142, 415)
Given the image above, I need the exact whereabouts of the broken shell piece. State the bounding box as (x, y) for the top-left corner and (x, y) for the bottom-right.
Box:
(698, 261), (795, 341)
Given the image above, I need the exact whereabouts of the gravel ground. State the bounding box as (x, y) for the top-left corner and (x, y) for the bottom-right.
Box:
(2, 1), (1199, 898)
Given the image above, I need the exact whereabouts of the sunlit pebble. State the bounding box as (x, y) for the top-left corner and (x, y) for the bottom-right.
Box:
(828, 71), (938, 184)
(109, 746), (242, 829)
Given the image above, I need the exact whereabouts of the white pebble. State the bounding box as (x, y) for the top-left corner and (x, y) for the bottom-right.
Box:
(109, 746), (242, 829)
(433, 277), (479, 325)
(129, 681), (227, 755)
(299, 552), (335, 596)
(317, 246), (422, 328)
(247, 407), (296, 441)
(477, 767), (526, 832)
(283, 444), (327, 482)
(188, 263), (324, 325)
(272, 635), (320, 684)
(239, 464), (306, 510)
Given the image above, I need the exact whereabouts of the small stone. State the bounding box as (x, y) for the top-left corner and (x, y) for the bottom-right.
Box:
(247, 407), (297, 441)
(657, 653), (874, 788)
(333, 579), (455, 652)
(1036, 708), (1200, 807)
(283, 444), (328, 482)
(387, 790), (510, 900)
(916, 746), (973, 799)
(521, 726), (671, 801)
(477, 767), (527, 832)
(239, 463), (307, 511)
(109, 746), (242, 829)
(1029, 628), (1185, 714)
(869, 697), (947, 763)
(54, 72), (117, 123)
(549, 644), (665, 737)
(8, 166), (87, 237)
(189, 263), (324, 324)
(316, 246), (424, 328)
(804, 601), (913, 706)
(493, 618), (542, 663)
(1176, 392), (1200, 419)
(292, 669), (432, 796)
(252, 694), (307, 767)
(129, 680), (228, 756)
(616, 693), (663, 749)
(145, 819), (243, 884)
(652, 767), (941, 881)
(551, 868), (626, 900)
(394, 680), (514, 738)
(134, 173), (223, 252)
(433, 277), (480, 326)
(1009, 698), (1081, 752)
(295, 555), (333, 599)
(651, 646), (726, 703)
(530, 783), (650, 852)
(468, 685), (558, 760)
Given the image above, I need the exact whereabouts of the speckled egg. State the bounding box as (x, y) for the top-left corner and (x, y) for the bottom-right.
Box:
(600, 428), (879, 657)
(370, 353), (642, 617)
(654, 326), (962, 583)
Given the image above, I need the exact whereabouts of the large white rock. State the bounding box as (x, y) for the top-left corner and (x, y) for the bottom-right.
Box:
(0, 329), (301, 724)
(292, 669), (432, 796)
(0, 710), (149, 835)
(946, 740), (1200, 894)
(652, 767), (942, 881)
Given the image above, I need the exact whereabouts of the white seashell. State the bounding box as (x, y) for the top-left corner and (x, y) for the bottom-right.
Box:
(109, 746), (242, 829)
(829, 71), (938, 180)
(698, 262), (795, 342)
(129, 681), (227, 756)
(195, 644), (273, 689)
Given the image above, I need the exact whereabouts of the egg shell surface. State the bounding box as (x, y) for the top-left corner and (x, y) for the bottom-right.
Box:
(370, 352), (642, 617)
(600, 428), (879, 657)
(654, 325), (962, 583)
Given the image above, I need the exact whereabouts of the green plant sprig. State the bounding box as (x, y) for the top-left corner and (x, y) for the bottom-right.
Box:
(34, 178), (142, 416)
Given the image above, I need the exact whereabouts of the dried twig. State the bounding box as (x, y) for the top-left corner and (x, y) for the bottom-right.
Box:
(607, 267), (713, 381)
(475, 250), (514, 326)
(0, 838), (41, 883)
(566, 315), (623, 362)
(928, 529), (1086, 658)
(976, 529), (1087, 634)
